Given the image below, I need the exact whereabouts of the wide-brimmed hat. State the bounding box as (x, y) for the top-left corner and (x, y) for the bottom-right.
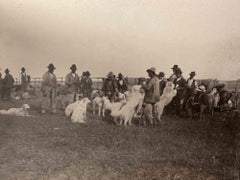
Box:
(107, 72), (114, 78)
(171, 65), (179, 69)
(158, 72), (165, 77)
(196, 85), (206, 92)
(146, 67), (156, 74)
(70, 64), (77, 70)
(85, 71), (91, 76)
(47, 63), (56, 69)
(189, 71), (196, 76)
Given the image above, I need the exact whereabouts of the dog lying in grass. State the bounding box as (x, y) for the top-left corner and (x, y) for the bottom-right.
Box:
(65, 98), (91, 123)
(154, 81), (177, 122)
(0, 104), (30, 117)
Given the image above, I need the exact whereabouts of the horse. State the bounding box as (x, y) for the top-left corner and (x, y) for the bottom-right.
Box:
(185, 87), (218, 120)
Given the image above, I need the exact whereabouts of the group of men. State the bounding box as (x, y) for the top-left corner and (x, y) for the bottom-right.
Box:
(41, 63), (129, 114)
(0, 68), (29, 100)
(141, 65), (200, 125)
(41, 63), (93, 114)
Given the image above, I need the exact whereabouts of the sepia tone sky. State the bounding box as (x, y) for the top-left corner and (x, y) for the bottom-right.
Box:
(0, 0), (240, 80)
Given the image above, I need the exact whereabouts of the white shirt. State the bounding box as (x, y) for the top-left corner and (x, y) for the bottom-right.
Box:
(72, 73), (76, 77)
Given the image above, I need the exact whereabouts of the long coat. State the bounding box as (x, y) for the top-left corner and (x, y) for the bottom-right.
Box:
(3, 74), (14, 88)
(41, 71), (57, 95)
(65, 73), (80, 93)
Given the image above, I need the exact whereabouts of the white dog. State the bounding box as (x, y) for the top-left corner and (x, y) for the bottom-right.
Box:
(154, 81), (177, 121)
(65, 100), (82, 117)
(111, 91), (144, 126)
(0, 104), (30, 116)
(92, 96), (104, 116)
(71, 98), (91, 123)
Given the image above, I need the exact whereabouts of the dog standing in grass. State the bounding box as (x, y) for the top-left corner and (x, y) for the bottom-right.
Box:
(154, 81), (177, 122)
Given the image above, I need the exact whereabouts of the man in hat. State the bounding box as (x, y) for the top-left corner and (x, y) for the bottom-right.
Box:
(169, 65), (179, 82)
(20, 67), (28, 92)
(186, 71), (198, 99)
(117, 73), (128, 93)
(101, 72), (119, 102)
(81, 71), (92, 99)
(41, 63), (57, 114)
(1, 69), (14, 100)
(158, 72), (167, 96)
(65, 64), (80, 101)
(142, 67), (160, 126)
(173, 68), (187, 117)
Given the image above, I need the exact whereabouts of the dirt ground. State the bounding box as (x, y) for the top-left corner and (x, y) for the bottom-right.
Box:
(0, 97), (239, 180)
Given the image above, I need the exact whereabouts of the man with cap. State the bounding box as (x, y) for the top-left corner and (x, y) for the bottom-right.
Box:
(142, 67), (160, 126)
(81, 71), (92, 99)
(41, 63), (57, 114)
(173, 68), (187, 117)
(101, 72), (119, 102)
(169, 65), (179, 82)
(1, 69), (14, 100)
(20, 67), (28, 92)
(158, 72), (167, 96)
(65, 64), (80, 101)
(117, 73), (128, 93)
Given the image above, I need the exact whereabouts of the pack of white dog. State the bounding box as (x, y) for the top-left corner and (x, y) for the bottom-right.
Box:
(70, 82), (177, 126)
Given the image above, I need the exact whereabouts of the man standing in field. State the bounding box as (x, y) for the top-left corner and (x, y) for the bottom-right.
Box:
(169, 65), (179, 82)
(1, 69), (14, 100)
(158, 72), (167, 96)
(117, 73), (128, 93)
(81, 71), (92, 99)
(20, 67), (28, 92)
(41, 63), (57, 114)
(173, 68), (187, 117)
(186, 71), (198, 99)
(65, 64), (80, 102)
(142, 67), (160, 126)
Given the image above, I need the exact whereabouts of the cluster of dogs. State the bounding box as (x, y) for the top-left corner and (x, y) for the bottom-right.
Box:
(64, 81), (177, 126)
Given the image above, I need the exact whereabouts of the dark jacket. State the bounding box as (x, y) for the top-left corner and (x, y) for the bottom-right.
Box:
(159, 78), (167, 96)
(117, 78), (128, 93)
(174, 76), (187, 99)
(3, 74), (14, 88)
(102, 78), (117, 93)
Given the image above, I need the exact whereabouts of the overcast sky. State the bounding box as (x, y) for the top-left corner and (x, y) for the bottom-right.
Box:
(0, 0), (240, 80)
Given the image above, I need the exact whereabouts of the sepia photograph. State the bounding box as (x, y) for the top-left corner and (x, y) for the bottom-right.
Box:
(0, 0), (240, 179)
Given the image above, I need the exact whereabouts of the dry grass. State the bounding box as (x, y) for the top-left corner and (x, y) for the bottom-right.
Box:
(0, 97), (239, 180)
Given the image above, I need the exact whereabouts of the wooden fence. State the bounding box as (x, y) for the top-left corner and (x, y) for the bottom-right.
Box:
(14, 77), (240, 92)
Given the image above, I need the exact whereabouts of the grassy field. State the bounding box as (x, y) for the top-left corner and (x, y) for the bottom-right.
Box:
(0, 97), (239, 180)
